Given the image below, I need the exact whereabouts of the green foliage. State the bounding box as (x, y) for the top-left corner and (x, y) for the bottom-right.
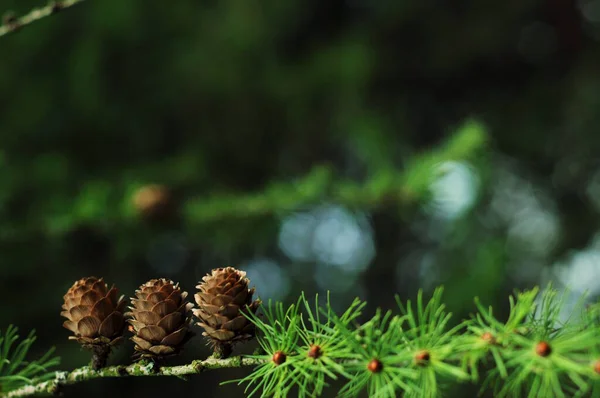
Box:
(0, 325), (59, 393)
(234, 286), (600, 397)
(228, 295), (365, 397)
(334, 308), (419, 398)
(395, 288), (469, 398)
(235, 300), (303, 397)
(294, 293), (363, 396)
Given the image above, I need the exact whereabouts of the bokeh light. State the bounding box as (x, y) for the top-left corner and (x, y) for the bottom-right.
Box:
(278, 204), (375, 273)
(506, 207), (559, 258)
(242, 258), (291, 302)
(555, 249), (600, 295)
(427, 161), (479, 220)
(311, 206), (375, 272)
(491, 165), (559, 258)
(278, 212), (318, 262)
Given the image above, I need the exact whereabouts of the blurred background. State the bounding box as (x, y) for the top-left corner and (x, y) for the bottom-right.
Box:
(1, 0), (600, 396)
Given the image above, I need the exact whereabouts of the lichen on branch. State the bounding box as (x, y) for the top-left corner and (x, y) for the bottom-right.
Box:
(1, 356), (265, 398)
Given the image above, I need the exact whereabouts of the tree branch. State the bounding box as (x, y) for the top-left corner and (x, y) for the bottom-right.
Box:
(0, 0), (86, 38)
(184, 120), (488, 223)
(1, 356), (265, 398)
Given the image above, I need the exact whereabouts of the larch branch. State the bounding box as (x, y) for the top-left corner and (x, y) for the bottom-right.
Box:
(0, 0), (86, 38)
(1, 356), (265, 398)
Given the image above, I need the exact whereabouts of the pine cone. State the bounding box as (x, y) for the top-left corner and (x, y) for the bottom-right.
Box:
(61, 277), (126, 368)
(193, 267), (261, 357)
(126, 279), (194, 359)
(132, 184), (173, 221)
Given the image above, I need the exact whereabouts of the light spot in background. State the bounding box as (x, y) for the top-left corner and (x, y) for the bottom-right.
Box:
(537, 263), (595, 325)
(242, 258), (291, 302)
(311, 206), (375, 272)
(554, 249), (600, 295)
(278, 212), (318, 262)
(531, 284), (586, 326)
(314, 262), (360, 293)
(427, 161), (479, 220)
(517, 21), (557, 63)
(490, 164), (559, 258)
(146, 232), (189, 274)
(490, 167), (538, 221)
(506, 207), (559, 257)
(558, 292), (591, 323)
(278, 205), (375, 273)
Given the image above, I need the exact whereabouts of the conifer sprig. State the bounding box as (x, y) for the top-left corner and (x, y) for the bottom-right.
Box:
(235, 285), (600, 397)
(394, 288), (470, 397)
(294, 293), (364, 396)
(335, 308), (420, 398)
(229, 299), (303, 397)
(467, 286), (600, 397)
(0, 326), (59, 394)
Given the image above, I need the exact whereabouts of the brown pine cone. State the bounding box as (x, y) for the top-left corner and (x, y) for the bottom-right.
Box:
(61, 277), (126, 368)
(193, 267), (261, 358)
(126, 278), (194, 360)
(132, 184), (173, 221)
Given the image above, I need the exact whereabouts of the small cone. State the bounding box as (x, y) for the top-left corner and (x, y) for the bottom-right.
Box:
(193, 267), (261, 358)
(61, 277), (126, 369)
(126, 278), (194, 360)
(132, 184), (172, 220)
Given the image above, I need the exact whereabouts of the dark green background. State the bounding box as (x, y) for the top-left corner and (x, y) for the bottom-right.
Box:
(1, 0), (599, 396)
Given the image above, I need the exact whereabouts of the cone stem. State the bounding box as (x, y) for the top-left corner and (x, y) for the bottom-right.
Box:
(91, 345), (111, 370)
(214, 343), (233, 359)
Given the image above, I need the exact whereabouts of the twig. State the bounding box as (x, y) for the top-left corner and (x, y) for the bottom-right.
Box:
(0, 0), (86, 38)
(1, 356), (265, 398)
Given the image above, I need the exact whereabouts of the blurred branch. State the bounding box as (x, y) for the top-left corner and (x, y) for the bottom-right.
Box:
(184, 120), (488, 222)
(0, 0), (85, 38)
(1, 356), (264, 397)
(11, 120), (486, 237)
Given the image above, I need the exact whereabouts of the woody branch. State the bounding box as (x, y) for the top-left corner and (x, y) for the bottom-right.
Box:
(1, 356), (265, 398)
(0, 0), (86, 38)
